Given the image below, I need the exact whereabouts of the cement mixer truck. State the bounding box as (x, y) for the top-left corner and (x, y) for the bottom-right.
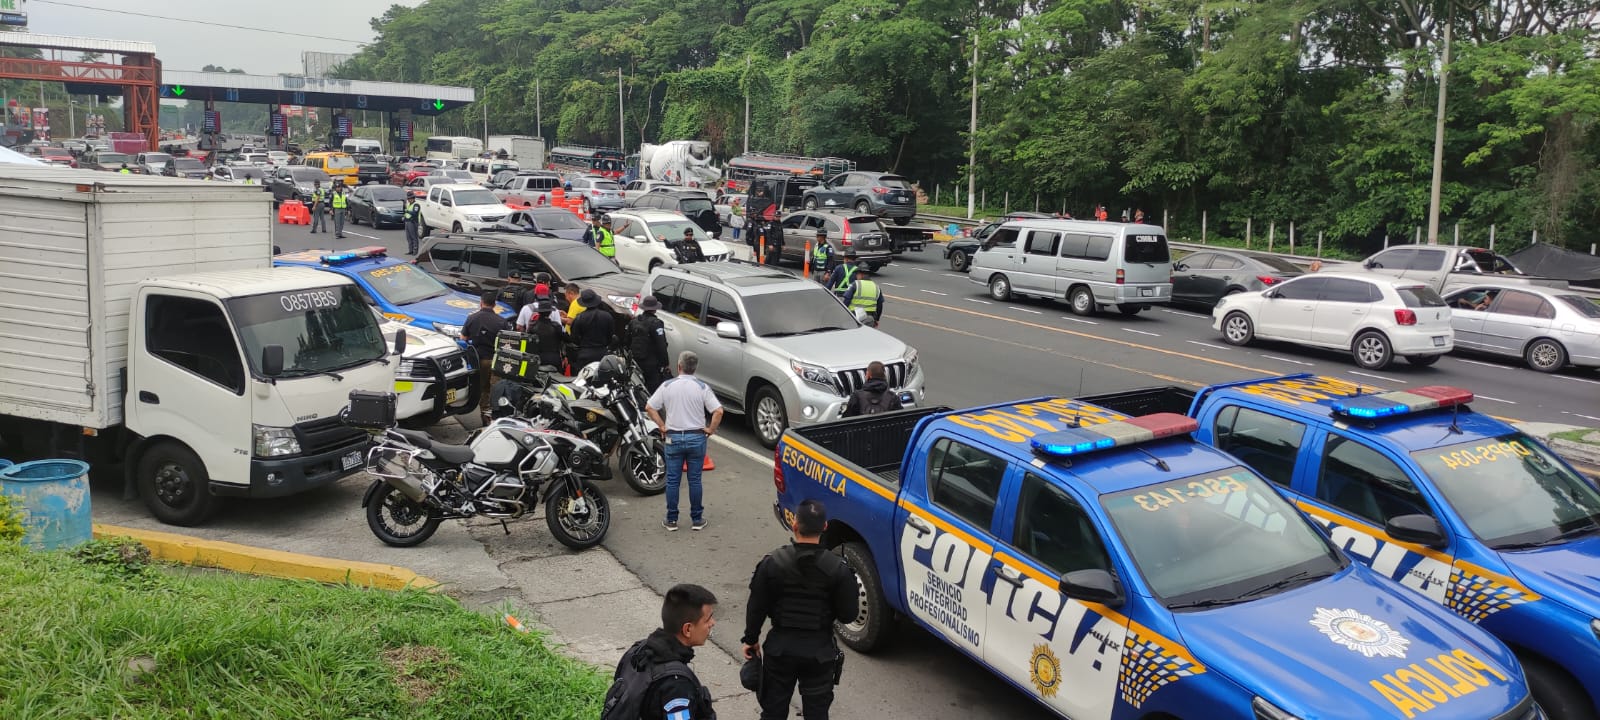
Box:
(638, 140), (720, 187)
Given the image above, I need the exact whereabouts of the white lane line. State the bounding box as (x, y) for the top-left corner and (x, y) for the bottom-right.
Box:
(1258, 354), (1313, 366)
(914, 267), (932, 272)
(1123, 328), (1160, 337)
(943, 273), (967, 279)
(919, 289), (948, 296)
(1565, 412), (1600, 423)
(1160, 309), (1208, 318)
(1553, 375), (1600, 387)
(1009, 306), (1042, 314)
(1474, 394), (1517, 404)
(880, 282), (907, 288)
(1187, 341), (1228, 350)
(966, 298), (992, 305)
(1058, 316), (1098, 325)
(1452, 358), (1503, 368)
(710, 435), (773, 465)
(342, 231), (383, 240)
(1348, 370), (1401, 384)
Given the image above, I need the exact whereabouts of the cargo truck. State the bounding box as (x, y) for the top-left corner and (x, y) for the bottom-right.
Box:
(0, 168), (395, 525)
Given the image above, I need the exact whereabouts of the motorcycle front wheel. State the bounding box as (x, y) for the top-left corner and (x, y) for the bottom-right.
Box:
(367, 482), (443, 547)
(545, 479), (610, 550)
(621, 442), (666, 496)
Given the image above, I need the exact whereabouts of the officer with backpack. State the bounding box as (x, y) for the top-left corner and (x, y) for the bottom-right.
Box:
(840, 361), (902, 418)
(602, 584), (719, 720)
(740, 499), (858, 720)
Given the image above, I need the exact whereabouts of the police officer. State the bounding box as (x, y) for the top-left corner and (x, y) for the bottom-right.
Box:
(628, 295), (670, 391)
(403, 192), (421, 254)
(595, 215), (618, 263)
(842, 274), (883, 324)
(825, 251), (860, 298)
(569, 289), (615, 369)
(811, 228), (833, 280)
(741, 499), (859, 720)
(460, 290), (510, 424)
(118, 163), (132, 174)
(331, 183), (349, 239)
(308, 180), (327, 233)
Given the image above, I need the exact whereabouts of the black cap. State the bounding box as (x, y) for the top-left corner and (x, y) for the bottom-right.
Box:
(683, 227), (695, 236)
(480, 289), (499, 305)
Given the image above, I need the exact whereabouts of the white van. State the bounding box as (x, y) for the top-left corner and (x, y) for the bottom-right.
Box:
(466, 157), (520, 185)
(342, 138), (383, 155)
(968, 219), (1173, 316)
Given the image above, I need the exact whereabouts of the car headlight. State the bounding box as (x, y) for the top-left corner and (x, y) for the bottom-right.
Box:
(901, 346), (919, 375)
(790, 359), (835, 390)
(396, 359), (426, 379)
(432, 321), (462, 337)
(606, 294), (633, 309)
(1591, 618), (1600, 644)
(1251, 697), (1302, 720)
(465, 214), (485, 222)
(252, 425), (301, 458)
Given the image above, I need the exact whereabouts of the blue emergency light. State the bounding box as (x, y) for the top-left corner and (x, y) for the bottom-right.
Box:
(1030, 413), (1199, 458)
(320, 246), (388, 265)
(1329, 386), (1473, 420)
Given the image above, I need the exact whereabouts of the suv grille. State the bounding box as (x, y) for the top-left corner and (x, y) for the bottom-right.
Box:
(294, 416), (367, 456)
(834, 361), (907, 395)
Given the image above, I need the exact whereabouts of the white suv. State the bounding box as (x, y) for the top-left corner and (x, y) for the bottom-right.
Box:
(420, 183), (511, 235)
(609, 209), (732, 272)
(1212, 271), (1453, 370)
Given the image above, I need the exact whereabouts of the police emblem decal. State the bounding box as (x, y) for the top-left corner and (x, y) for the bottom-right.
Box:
(1309, 608), (1410, 659)
(1029, 644), (1062, 698)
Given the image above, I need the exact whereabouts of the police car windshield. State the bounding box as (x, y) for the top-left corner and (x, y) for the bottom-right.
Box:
(1412, 433), (1600, 549)
(356, 263), (452, 306)
(227, 285), (386, 376)
(1103, 467), (1343, 608)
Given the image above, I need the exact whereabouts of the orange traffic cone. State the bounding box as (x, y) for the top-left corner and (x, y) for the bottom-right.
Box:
(683, 453), (715, 472)
(802, 241), (812, 279)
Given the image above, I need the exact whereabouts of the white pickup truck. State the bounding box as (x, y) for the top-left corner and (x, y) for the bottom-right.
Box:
(419, 183), (513, 235)
(0, 168), (397, 526)
(1360, 245), (1568, 295)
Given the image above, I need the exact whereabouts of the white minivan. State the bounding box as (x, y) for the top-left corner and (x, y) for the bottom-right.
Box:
(968, 219), (1173, 316)
(342, 138), (383, 155)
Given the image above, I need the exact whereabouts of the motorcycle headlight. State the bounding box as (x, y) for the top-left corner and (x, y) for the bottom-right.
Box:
(790, 359), (835, 391)
(432, 321), (462, 337)
(1251, 697), (1303, 720)
(252, 424), (301, 457)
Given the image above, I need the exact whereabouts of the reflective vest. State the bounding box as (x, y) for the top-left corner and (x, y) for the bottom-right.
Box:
(242, 176), (255, 184)
(331, 192), (347, 209)
(812, 240), (830, 263)
(848, 279), (880, 314)
(596, 228), (615, 258)
(832, 264), (858, 293)
(403, 202), (419, 221)
(311, 189), (326, 204)
(118, 168), (131, 174)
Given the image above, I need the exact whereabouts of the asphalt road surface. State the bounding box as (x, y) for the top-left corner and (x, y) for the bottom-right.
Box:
(267, 217), (1598, 720)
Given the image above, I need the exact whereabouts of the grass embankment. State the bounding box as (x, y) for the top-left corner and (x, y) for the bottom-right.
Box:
(0, 538), (606, 719)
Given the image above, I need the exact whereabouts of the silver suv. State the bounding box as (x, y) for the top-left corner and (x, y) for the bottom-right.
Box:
(642, 261), (925, 447)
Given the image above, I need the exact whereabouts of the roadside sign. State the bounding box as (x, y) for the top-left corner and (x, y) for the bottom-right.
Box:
(269, 113), (286, 136)
(356, 95), (368, 109)
(293, 91), (305, 105)
(225, 88), (239, 102)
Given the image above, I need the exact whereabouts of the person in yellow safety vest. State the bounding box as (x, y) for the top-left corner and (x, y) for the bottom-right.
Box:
(118, 164), (132, 174)
(826, 251), (860, 298)
(593, 214), (617, 262)
(330, 184), (349, 239)
(843, 276), (883, 324)
(811, 228), (833, 282)
(309, 180), (327, 234)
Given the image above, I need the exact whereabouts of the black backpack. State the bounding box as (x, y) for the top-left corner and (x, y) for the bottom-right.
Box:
(854, 388), (903, 416)
(600, 640), (692, 720)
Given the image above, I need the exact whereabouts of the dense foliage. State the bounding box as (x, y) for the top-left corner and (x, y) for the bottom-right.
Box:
(337, 0), (1598, 254)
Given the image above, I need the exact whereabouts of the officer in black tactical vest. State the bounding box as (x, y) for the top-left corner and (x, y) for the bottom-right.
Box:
(740, 499), (859, 720)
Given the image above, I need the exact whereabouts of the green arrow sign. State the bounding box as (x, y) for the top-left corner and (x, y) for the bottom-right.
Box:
(171, 85), (186, 96)
(432, 99), (444, 110)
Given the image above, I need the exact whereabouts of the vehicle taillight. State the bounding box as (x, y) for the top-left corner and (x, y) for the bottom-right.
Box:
(840, 223), (852, 246)
(773, 446), (786, 493)
(1257, 275), (1282, 285)
(591, 190), (601, 196)
(871, 186), (889, 195)
(1116, 268), (1125, 285)
(1394, 308), (1418, 326)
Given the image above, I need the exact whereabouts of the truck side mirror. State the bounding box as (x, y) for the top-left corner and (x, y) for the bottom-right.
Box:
(393, 328), (407, 356)
(261, 344), (284, 378)
(1385, 514), (1447, 549)
(1059, 569), (1124, 607)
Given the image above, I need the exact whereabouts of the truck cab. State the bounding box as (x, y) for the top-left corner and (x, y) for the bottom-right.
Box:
(774, 399), (1534, 720)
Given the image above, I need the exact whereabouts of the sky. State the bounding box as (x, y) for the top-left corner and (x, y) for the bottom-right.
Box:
(22, 0), (424, 75)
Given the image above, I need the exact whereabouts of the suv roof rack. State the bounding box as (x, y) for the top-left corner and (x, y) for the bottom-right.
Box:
(669, 259), (800, 285)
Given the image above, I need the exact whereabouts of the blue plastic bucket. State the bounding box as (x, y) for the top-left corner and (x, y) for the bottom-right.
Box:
(0, 459), (93, 550)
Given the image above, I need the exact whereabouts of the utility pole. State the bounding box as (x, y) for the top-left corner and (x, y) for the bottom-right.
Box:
(481, 89), (489, 144)
(743, 55), (751, 154)
(1426, 18), (1452, 245)
(617, 68), (625, 152)
(966, 28), (979, 220)
(535, 77), (542, 140)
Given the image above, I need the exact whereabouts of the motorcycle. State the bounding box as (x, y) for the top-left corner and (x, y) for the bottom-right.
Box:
(344, 390), (612, 549)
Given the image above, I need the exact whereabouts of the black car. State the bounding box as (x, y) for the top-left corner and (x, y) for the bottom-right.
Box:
(487, 208), (590, 241)
(1170, 249), (1306, 307)
(351, 154), (390, 185)
(414, 232), (645, 333)
(944, 211), (1052, 271)
(266, 166), (333, 205)
(348, 184), (408, 228)
(162, 157), (209, 179)
(628, 189), (721, 238)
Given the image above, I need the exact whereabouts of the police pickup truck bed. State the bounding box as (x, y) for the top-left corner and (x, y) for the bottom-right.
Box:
(773, 397), (1534, 720)
(1084, 374), (1600, 719)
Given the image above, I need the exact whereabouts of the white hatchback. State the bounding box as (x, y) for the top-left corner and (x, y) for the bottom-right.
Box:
(1212, 271), (1453, 370)
(607, 209), (732, 272)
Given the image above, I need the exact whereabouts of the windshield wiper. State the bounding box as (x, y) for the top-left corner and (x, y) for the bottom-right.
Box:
(1175, 569), (1327, 609)
(1168, 596), (1251, 611)
(1497, 520), (1600, 550)
(769, 326), (849, 337)
(282, 368), (345, 381)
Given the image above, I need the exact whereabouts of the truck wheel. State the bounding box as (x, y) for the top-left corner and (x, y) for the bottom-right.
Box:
(419, 217), (431, 237)
(1117, 304), (1142, 316)
(1069, 286), (1096, 316)
(1352, 330), (1393, 370)
(136, 441), (219, 526)
(452, 222), (464, 233)
(948, 249), (969, 272)
(804, 197), (818, 211)
(1525, 338), (1567, 373)
(750, 384), (788, 449)
(988, 274), (1013, 301)
(1521, 654), (1597, 720)
(893, 216), (910, 226)
(835, 541), (892, 653)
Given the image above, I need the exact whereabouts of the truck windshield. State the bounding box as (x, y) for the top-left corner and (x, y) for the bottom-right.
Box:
(451, 189), (500, 206)
(227, 285), (386, 376)
(1412, 434), (1600, 549)
(356, 263), (452, 306)
(743, 289), (859, 337)
(1103, 467), (1343, 608)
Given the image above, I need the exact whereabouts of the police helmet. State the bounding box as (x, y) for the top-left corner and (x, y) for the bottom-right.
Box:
(596, 354), (628, 384)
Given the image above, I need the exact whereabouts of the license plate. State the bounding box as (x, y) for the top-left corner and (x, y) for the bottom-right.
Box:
(890, 197), (904, 203)
(341, 451), (362, 470)
(1140, 287), (1155, 297)
(446, 388), (458, 404)
(1432, 336), (1446, 347)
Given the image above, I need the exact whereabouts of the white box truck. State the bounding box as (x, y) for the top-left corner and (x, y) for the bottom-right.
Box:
(0, 167), (395, 525)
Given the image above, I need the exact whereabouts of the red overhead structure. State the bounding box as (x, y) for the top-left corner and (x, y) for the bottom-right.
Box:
(0, 34), (161, 150)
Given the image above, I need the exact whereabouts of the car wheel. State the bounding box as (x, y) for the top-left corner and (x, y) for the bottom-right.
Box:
(351, 211), (362, 226)
(855, 200), (871, 214)
(835, 541), (893, 653)
(893, 216), (910, 226)
(1405, 354), (1441, 367)
(804, 196), (818, 211)
(1352, 330), (1393, 370)
(648, 259), (663, 272)
(136, 441), (218, 527)
(750, 384), (788, 449)
(1069, 286), (1096, 316)
(451, 222), (463, 233)
(1525, 338), (1567, 373)
(1222, 311), (1254, 346)
(988, 274), (1013, 301)
(419, 218), (431, 237)
(949, 249), (969, 272)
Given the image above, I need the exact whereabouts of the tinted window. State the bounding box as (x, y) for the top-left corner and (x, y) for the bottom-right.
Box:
(1123, 234), (1169, 264)
(145, 295), (244, 393)
(507, 250), (552, 278)
(1014, 474), (1111, 574)
(1248, 255), (1302, 273)
(651, 276), (682, 312)
(1315, 436), (1430, 526)
(1212, 256), (1247, 270)
(673, 282), (709, 324)
(1408, 249), (1449, 271)
(1556, 296), (1600, 318)
(1318, 278), (1378, 303)
(680, 198), (715, 214)
(367, 186), (404, 201)
(846, 218), (881, 234)
(1493, 290), (1553, 318)
(1025, 231), (1060, 256)
(466, 247), (502, 277)
(705, 290), (741, 328)
(927, 437), (1005, 529)
(542, 247), (623, 282)
(1083, 236), (1112, 261)
(1213, 405), (1306, 486)
(1179, 253), (1216, 270)
(1367, 249), (1415, 270)
(742, 288), (858, 337)
(356, 264), (451, 306)
(1274, 276), (1327, 301)
(878, 175), (912, 189)
(426, 243), (464, 271)
(1397, 286), (1447, 308)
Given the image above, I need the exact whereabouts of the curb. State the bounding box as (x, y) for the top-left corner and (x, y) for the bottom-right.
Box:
(93, 523), (440, 591)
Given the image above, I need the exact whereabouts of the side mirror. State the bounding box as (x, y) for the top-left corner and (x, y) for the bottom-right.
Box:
(1174, 262), (1187, 272)
(261, 344), (284, 378)
(1058, 569), (1124, 607)
(1264, 289), (1280, 299)
(393, 328), (408, 356)
(1364, 261), (1378, 269)
(715, 321), (744, 340)
(1385, 514), (1447, 549)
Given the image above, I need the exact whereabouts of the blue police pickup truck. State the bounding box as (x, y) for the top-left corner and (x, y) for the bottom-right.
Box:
(772, 397), (1538, 720)
(1084, 374), (1599, 720)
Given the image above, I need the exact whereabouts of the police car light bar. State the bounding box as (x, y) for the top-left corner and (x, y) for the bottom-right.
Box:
(1030, 413), (1199, 458)
(320, 246), (389, 265)
(1329, 386), (1474, 419)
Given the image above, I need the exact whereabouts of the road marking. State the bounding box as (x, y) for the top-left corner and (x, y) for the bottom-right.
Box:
(919, 289), (948, 296)
(893, 317), (1206, 388)
(881, 282), (906, 288)
(710, 435), (774, 465)
(1186, 341), (1229, 350)
(1453, 358), (1502, 368)
(342, 231), (382, 240)
(1009, 306), (1042, 315)
(1553, 375), (1600, 386)
(914, 267), (932, 272)
(1259, 354), (1312, 366)
(1160, 309), (1208, 318)
(943, 273), (967, 279)
(1565, 412), (1600, 423)
(1059, 316), (1098, 325)
(890, 296), (1273, 374)
(1123, 328), (1160, 337)
(966, 298), (992, 305)
(1474, 394), (1516, 404)
(1347, 371), (1401, 383)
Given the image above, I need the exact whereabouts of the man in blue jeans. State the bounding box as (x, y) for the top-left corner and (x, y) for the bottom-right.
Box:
(645, 351), (724, 531)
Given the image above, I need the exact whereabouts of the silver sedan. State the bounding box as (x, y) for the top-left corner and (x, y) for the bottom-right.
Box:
(1442, 284), (1600, 372)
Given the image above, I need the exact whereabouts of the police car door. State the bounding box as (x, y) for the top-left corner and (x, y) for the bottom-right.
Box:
(989, 472), (1127, 719)
(898, 434), (1002, 660)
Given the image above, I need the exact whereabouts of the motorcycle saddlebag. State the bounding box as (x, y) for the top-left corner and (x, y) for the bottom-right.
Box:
(496, 330), (537, 357)
(493, 348), (544, 381)
(344, 390), (397, 429)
